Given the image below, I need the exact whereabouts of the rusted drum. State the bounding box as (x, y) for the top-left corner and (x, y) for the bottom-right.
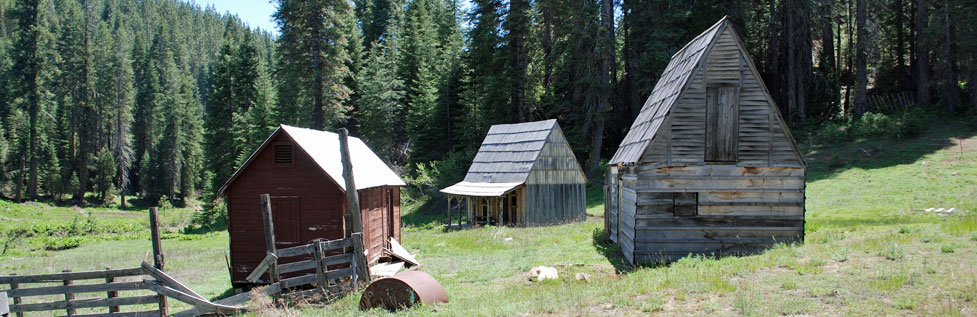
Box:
(359, 271), (448, 311)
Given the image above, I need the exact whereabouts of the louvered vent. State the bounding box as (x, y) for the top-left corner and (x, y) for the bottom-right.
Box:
(274, 145), (293, 165)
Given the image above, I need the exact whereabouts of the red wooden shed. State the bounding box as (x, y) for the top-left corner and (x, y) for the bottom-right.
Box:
(219, 125), (406, 286)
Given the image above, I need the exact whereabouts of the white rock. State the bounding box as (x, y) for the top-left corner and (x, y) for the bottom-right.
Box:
(529, 266), (559, 281)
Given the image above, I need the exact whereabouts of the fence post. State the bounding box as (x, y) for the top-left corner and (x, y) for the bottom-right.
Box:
(260, 194), (279, 284)
(62, 270), (74, 316)
(312, 239), (326, 293)
(350, 233), (370, 284)
(149, 207), (168, 315)
(10, 273), (22, 317)
(105, 267), (118, 313)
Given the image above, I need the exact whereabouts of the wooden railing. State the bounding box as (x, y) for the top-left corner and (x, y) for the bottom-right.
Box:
(0, 262), (243, 316)
(245, 234), (367, 295)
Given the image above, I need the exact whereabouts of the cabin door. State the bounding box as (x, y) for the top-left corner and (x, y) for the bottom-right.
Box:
(270, 196), (301, 246)
(386, 189), (395, 244)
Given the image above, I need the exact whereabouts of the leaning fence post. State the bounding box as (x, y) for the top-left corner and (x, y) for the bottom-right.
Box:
(62, 270), (74, 316)
(149, 207), (168, 315)
(105, 267), (118, 313)
(260, 194), (279, 284)
(350, 233), (370, 284)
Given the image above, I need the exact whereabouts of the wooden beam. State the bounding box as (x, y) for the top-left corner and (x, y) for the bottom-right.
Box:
(4, 281), (146, 298)
(0, 268), (144, 284)
(338, 128), (363, 236)
(259, 194), (279, 284)
(139, 262), (205, 302)
(61, 270), (76, 316)
(313, 240), (327, 291)
(9, 274), (22, 317)
(9, 295), (159, 313)
(148, 207), (166, 316)
(246, 253), (278, 283)
(350, 233), (370, 284)
(106, 268), (119, 313)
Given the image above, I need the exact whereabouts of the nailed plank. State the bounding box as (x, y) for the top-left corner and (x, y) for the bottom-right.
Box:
(246, 253), (278, 282)
(67, 311), (162, 317)
(139, 262), (205, 302)
(278, 259), (316, 275)
(0, 268), (144, 284)
(9, 295), (159, 313)
(5, 281), (147, 298)
(276, 244), (314, 258)
(143, 281), (242, 315)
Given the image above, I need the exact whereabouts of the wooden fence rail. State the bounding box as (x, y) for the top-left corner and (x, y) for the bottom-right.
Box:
(245, 234), (364, 295)
(0, 263), (245, 316)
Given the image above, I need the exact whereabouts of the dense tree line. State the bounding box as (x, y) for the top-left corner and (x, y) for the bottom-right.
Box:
(1, 0), (976, 207)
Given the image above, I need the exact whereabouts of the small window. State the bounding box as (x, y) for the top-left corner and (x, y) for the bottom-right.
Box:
(273, 144), (294, 166)
(673, 193), (698, 217)
(706, 85), (738, 162)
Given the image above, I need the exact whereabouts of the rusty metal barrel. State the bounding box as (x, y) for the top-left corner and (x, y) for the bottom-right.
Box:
(359, 271), (447, 311)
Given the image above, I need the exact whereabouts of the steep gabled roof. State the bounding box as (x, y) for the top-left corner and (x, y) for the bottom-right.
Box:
(609, 18), (727, 164)
(218, 125), (405, 195)
(441, 119), (564, 197)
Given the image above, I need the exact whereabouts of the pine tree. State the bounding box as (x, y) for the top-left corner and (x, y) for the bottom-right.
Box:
(402, 0), (443, 164)
(273, 0), (356, 130)
(460, 0), (506, 148)
(109, 22), (134, 208)
(204, 40), (236, 194)
(356, 36), (404, 161)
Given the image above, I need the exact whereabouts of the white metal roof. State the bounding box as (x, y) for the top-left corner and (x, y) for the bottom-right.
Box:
(218, 124), (405, 195)
(440, 182), (523, 197)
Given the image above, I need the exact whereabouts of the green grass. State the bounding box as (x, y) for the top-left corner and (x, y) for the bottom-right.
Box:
(2, 122), (977, 315)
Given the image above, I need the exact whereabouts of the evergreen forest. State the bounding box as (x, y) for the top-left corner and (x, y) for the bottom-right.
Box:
(0, 0), (975, 215)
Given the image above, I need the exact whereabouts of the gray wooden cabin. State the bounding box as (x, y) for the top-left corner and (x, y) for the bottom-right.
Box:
(441, 119), (587, 226)
(605, 17), (806, 265)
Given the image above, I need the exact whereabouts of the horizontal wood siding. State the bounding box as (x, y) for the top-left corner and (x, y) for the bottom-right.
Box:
(628, 164), (804, 264)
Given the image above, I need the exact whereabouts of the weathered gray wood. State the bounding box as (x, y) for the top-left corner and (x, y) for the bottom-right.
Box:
(4, 281), (146, 298)
(67, 310), (161, 317)
(279, 274), (317, 289)
(139, 262), (205, 302)
(0, 269), (144, 284)
(313, 240), (327, 291)
(338, 128), (364, 237)
(321, 253), (354, 267)
(246, 253), (278, 282)
(9, 274), (21, 317)
(1, 291), (8, 316)
(350, 233), (370, 284)
(259, 194), (280, 284)
(62, 270), (75, 316)
(9, 295), (159, 313)
(105, 268), (118, 313)
(275, 244), (313, 258)
(143, 281), (242, 315)
(277, 259), (315, 275)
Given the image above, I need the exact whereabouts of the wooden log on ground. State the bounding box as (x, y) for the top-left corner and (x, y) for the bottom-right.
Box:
(143, 281), (242, 315)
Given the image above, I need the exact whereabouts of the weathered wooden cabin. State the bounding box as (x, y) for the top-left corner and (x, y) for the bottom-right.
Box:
(605, 17), (806, 265)
(219, 125), (406, 286)
(441, 119), (587, 226)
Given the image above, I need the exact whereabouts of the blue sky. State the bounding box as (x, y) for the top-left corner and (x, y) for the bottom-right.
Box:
(191, 0), (278, 34)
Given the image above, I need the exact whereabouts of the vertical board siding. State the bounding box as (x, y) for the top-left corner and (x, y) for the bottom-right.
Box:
(226, 133), (402, 285)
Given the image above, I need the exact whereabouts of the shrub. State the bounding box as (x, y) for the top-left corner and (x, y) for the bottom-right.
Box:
(940, 245), (955, 253)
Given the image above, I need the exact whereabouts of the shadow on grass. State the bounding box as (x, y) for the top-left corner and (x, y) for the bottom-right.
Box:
(591, 227), (635, 274)
(802, 119), (977, 183)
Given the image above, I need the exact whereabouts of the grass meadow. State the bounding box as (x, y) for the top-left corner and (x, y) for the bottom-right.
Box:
(2, 121), (976, 315)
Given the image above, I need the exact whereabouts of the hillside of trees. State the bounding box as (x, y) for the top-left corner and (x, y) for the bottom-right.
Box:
(1, 0), (975, 209)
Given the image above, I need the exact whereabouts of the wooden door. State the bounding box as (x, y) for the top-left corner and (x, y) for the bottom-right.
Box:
(706, 86), (739, 162)
(270, 196), (301, 246)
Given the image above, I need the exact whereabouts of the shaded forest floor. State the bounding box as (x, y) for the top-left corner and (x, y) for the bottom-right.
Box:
(2, 121), (976, 315)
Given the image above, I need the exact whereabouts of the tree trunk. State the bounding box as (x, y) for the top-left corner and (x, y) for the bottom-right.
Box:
(821, 1), (836, 72)
(915, 0), (930, 107)
(895, 0), (907, 88)
(940, 0), (960, 112)
(587, 0), (614, 177)
(853, 0), (868, 117)
(844, 0), (854, 114)
(509, 0), (529, 122)
(311, 6), (325, 130)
